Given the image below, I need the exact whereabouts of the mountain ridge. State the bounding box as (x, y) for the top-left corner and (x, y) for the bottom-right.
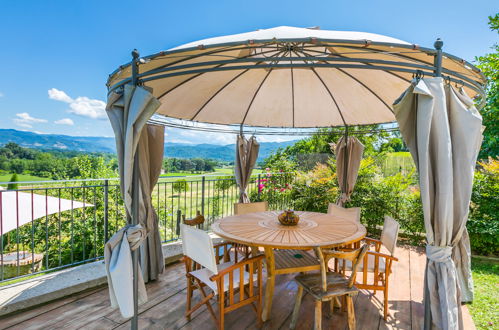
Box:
(0, 129), (297, 161)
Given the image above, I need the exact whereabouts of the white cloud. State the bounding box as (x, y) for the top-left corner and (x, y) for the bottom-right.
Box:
(13, 112), (47, 128)
(0, 92), (4, 98)
(48, 88), (72, 103)
(48, 88), (106, 119)
(54, 118), (74, 125)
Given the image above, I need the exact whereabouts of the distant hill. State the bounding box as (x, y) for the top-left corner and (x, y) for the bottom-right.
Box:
(0, 129), (297, 161)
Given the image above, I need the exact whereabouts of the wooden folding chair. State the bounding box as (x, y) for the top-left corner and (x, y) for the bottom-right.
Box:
(328, 203), (362, 255)
(234, 201), (268, 216)
(290, 245), (369, 330)
(337, 215), (400, 320)
(327, 203), (361, 223)
(181, 224), (264, 329)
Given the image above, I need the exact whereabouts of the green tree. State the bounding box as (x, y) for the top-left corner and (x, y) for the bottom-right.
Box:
(476, 13), (499, 159)
(214, 176), (234, 191)
(172, 179), (189, 193)
(7, 173), (19, 190)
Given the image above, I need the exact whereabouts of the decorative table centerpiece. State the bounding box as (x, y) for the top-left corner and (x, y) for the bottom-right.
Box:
(278, 210), (300, 226)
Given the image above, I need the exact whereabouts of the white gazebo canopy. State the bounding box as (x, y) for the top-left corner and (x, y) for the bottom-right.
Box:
(107, 26), (485, 129)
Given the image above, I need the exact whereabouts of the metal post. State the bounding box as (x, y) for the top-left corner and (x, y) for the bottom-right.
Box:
(257, 174), (262, 200)
(130, 49), (140, 330)
(201, 176), (206, 216)
(131, 49), (140, 86)
(176, 210), (182, 236)
(341, 127), (349, 206)
(104, 179), (109, 243)
(434, 38), (443, 77)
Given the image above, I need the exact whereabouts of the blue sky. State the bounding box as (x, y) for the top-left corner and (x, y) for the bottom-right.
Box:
(0, 0), (497, 145)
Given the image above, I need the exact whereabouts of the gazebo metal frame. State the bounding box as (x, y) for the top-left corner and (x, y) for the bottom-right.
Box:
(108, 38), (486, 113)
(109, 33), (487, 329)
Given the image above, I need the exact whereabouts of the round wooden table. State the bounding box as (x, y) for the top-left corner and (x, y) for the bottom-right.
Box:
(212, 210), (366, 321)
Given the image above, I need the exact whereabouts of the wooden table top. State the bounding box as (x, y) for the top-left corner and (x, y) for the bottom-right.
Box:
(211, 211), (366, 249)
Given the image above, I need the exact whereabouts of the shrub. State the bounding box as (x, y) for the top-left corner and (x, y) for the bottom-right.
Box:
(172, 179), (189, 193)
(249, 171), (293, 210)
(468, 158), (499, 256)
(214, 176), (234, 191)
(7, 173), (19, 190)
(291, 162), (339, 213)
(288, 156), (425, 243)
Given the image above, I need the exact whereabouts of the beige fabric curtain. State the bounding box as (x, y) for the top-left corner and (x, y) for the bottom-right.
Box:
(106, 84), (163, 285)
(235, 135), (260, 203)
(332, 136), (364, 206)
(393, 77), (482, 329)
(104, 224), (147, 318)
(137, 124), (166, 281)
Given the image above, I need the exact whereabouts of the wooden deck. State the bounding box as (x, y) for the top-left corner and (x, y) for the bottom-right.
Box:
(0, 246), (475, 330)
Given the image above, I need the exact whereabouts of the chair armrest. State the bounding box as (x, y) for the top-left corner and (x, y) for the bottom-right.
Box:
(209, 255), (265, 281)
(363, 237), (382, 249)
(363, 237), (382, 244)
(322, 248), (360, 261)
(366, 250), (398, 261)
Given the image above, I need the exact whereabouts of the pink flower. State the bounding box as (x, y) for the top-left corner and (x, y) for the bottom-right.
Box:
(258, 184), (265, 193)
(265, 168), (270, 171)
(280, 188), (286, 192)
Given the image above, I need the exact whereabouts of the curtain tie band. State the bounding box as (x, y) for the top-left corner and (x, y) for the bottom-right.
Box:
(426, 245), (453, 263)
(124, 224), (147, 251)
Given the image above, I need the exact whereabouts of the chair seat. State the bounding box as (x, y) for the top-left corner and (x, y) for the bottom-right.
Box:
(274, 249), (320, 273)
(295, 272), (359, 300)
(343, 254), (386, 272)
(189, 261), (257, 294)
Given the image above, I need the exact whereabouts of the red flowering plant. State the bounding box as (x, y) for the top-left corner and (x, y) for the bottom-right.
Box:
(250, 154), (296, 209)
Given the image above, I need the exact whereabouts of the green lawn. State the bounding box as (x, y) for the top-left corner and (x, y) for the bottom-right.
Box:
(159, 167), (263, 182)
(160, 172), (207, 177)
(382, 152), (415, 176)
(0, 174), (49, 184)
(469, 257), (499, 329)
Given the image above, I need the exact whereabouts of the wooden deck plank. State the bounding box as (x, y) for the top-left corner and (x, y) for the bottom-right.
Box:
(104, 262), (186, 324)
(1, 246), (477, 330)
(409, 246), (426, 330)
(4, 263), (185, 330)
(0, 286), (103, 329)
(353, 289), (382, 330)
(380, 245), (412, 329)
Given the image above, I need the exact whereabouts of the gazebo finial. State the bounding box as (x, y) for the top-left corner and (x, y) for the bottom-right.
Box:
(434, 38), (444, 77)
(131, 49), (140, 86)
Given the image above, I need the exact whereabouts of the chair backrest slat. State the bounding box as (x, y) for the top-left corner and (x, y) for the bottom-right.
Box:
(380, 216), (400, 255)
(234, 201), (268, 215)
(249, 261), (254, 297)
(327, 204), (361, 223)
(239, 266), (245, 302)
(229, 272), (234, 305)
(181, 224), (218, 274)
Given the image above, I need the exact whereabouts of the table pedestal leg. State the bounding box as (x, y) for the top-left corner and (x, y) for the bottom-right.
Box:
(262, 247), (275, 322)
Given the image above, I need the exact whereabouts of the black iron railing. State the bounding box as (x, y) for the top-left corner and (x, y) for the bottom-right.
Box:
(0, 173), (293, 282)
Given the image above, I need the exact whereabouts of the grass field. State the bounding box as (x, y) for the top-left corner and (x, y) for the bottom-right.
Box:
(382, 152), (415, 176)
(0, 174), (49, 184)
(468, 257), (499, 329)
